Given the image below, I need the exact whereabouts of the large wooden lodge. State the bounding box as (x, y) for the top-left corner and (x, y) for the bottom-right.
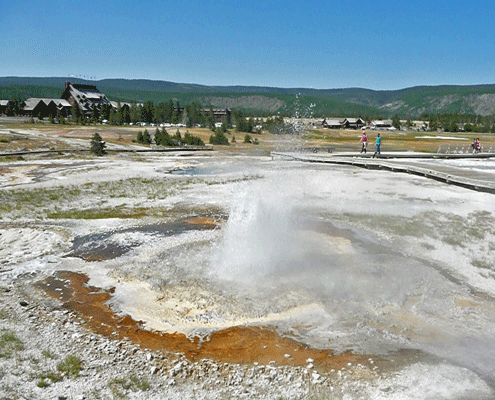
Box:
(0, 82), (120, 119)
(61, 82), (111, 115)
(0, 82), (231, 121)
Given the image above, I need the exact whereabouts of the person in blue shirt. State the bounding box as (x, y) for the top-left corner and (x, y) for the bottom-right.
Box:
(373, 133), (381, 158)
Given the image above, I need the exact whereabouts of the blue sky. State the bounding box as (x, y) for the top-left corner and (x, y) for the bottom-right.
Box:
(1, 0), (494, 90)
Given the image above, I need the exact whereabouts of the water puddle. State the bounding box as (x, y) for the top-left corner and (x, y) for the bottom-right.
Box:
(66, 217), (223, 261)
(170, 168), (212, 175)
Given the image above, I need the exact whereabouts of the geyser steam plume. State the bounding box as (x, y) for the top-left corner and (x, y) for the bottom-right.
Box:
(212, 177), (308, 284)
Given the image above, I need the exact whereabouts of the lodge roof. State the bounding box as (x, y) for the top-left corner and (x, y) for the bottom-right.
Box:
(23, 98), (71, 111)
(62, 82), (110, 113)
(372, 119), (393, 126)
(324, 118), (343, 125)
(342, 117), (365, 123)
(110, 101), (133, 109)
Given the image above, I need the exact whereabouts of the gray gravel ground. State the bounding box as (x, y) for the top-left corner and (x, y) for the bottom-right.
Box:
(0, 273), (384, 400)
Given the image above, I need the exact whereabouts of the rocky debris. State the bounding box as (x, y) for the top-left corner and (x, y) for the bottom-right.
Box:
(0, 276), (383, 399)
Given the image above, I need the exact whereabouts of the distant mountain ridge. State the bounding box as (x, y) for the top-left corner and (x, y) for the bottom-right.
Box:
(2, 76), (495, 117)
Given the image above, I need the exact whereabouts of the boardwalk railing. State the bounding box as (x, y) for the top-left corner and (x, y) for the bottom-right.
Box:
(437, 145), (494, 154)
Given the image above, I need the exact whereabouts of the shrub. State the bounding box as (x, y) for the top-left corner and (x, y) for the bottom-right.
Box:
(0, 330), (24, 358)
(155, 128), (175, 146)
(244, 134), (253, 143)
(57, 354), (83, 378)
(209, 131), (229, 145)
(183, 132), (205, 146)
(42, 349), (56, 359)
(109, 375), (150, 398)
(37, 379), (50, 388)
(37, 370), (63, 388)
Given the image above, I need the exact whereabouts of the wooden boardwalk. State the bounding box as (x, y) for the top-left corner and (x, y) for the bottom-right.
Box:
(272, 151), (495, 195)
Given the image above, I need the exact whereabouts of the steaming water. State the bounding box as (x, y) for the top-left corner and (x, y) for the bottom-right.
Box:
(2, 155), (495, 398)
(94, 158), (495, 396)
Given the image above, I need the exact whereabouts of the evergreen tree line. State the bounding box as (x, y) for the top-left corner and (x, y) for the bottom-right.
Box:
(262, 116), (297, 135)
(4, 99), (24, 116)
(137, 128), (205, 146)
(108, 101), (232, 128)
(422, 113), (495, 133)
(83, 101), (244, 130)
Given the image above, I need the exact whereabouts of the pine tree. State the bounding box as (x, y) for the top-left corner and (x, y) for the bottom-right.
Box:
(100, 103), (111, 122)
(116, 102), (123, 125)
(90, 106), (100, 124)
(142, 129), (151, 144)
(90, 132), (107, 156)
(392, 114), (400, 129)
(122, 107), (130, 124)
(71, 103), (82, 123)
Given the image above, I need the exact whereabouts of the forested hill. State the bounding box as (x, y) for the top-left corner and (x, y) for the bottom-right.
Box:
(2, 76), (495, 118)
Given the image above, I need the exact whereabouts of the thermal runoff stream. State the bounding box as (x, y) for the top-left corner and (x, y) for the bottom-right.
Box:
(2, 153), (495, 398)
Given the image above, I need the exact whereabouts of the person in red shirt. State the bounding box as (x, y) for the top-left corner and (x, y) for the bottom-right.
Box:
(360, 131), (367, 154)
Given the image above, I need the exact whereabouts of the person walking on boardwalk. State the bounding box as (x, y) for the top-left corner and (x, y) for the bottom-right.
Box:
(373, 133), (381, 157)
(475, 138), (481, 154)
(472, 138), (481, 154)
(360, 130), (367, 154)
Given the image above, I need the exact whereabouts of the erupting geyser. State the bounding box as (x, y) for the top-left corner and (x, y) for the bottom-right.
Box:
(212, 179), (305, 283)
(3, 152), (495, 398)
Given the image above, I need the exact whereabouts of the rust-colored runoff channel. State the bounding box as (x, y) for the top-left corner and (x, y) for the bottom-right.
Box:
(39, 271), (368, 370)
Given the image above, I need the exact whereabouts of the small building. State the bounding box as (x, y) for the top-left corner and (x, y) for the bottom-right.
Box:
(23, 98), (71, 118)
(61, 82), (110, 115)
(371, 120), (393, 129)
(322, 118), (343, 129)
(0, 100), (11, 114)
(341, 118), (365, 129)
(49, 99), (71, 117)
(202, 108), (231, 123)
(300, 118), (323, 127)
(23, 98), (52, 117)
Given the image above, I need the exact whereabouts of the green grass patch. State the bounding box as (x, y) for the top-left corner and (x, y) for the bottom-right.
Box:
(57, 354), (82, 378)
(36, 370), (63, 388)
(36, 379), (51, 388)
(0, 330), (24, 358)
(420, 242), (435, 250)
(471, 258), (493, 270)
(42, 349), (57, 359)
(109, 375), (150, 398)
(49, 204), (225, 221)
(47, 206), (148, 219)
(0, 178), (186, 219)
(29, 355), (39, 364)
(47, 206), (176, 220)
(0, 155), (24, 162)
(206, 174), (264, 186)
